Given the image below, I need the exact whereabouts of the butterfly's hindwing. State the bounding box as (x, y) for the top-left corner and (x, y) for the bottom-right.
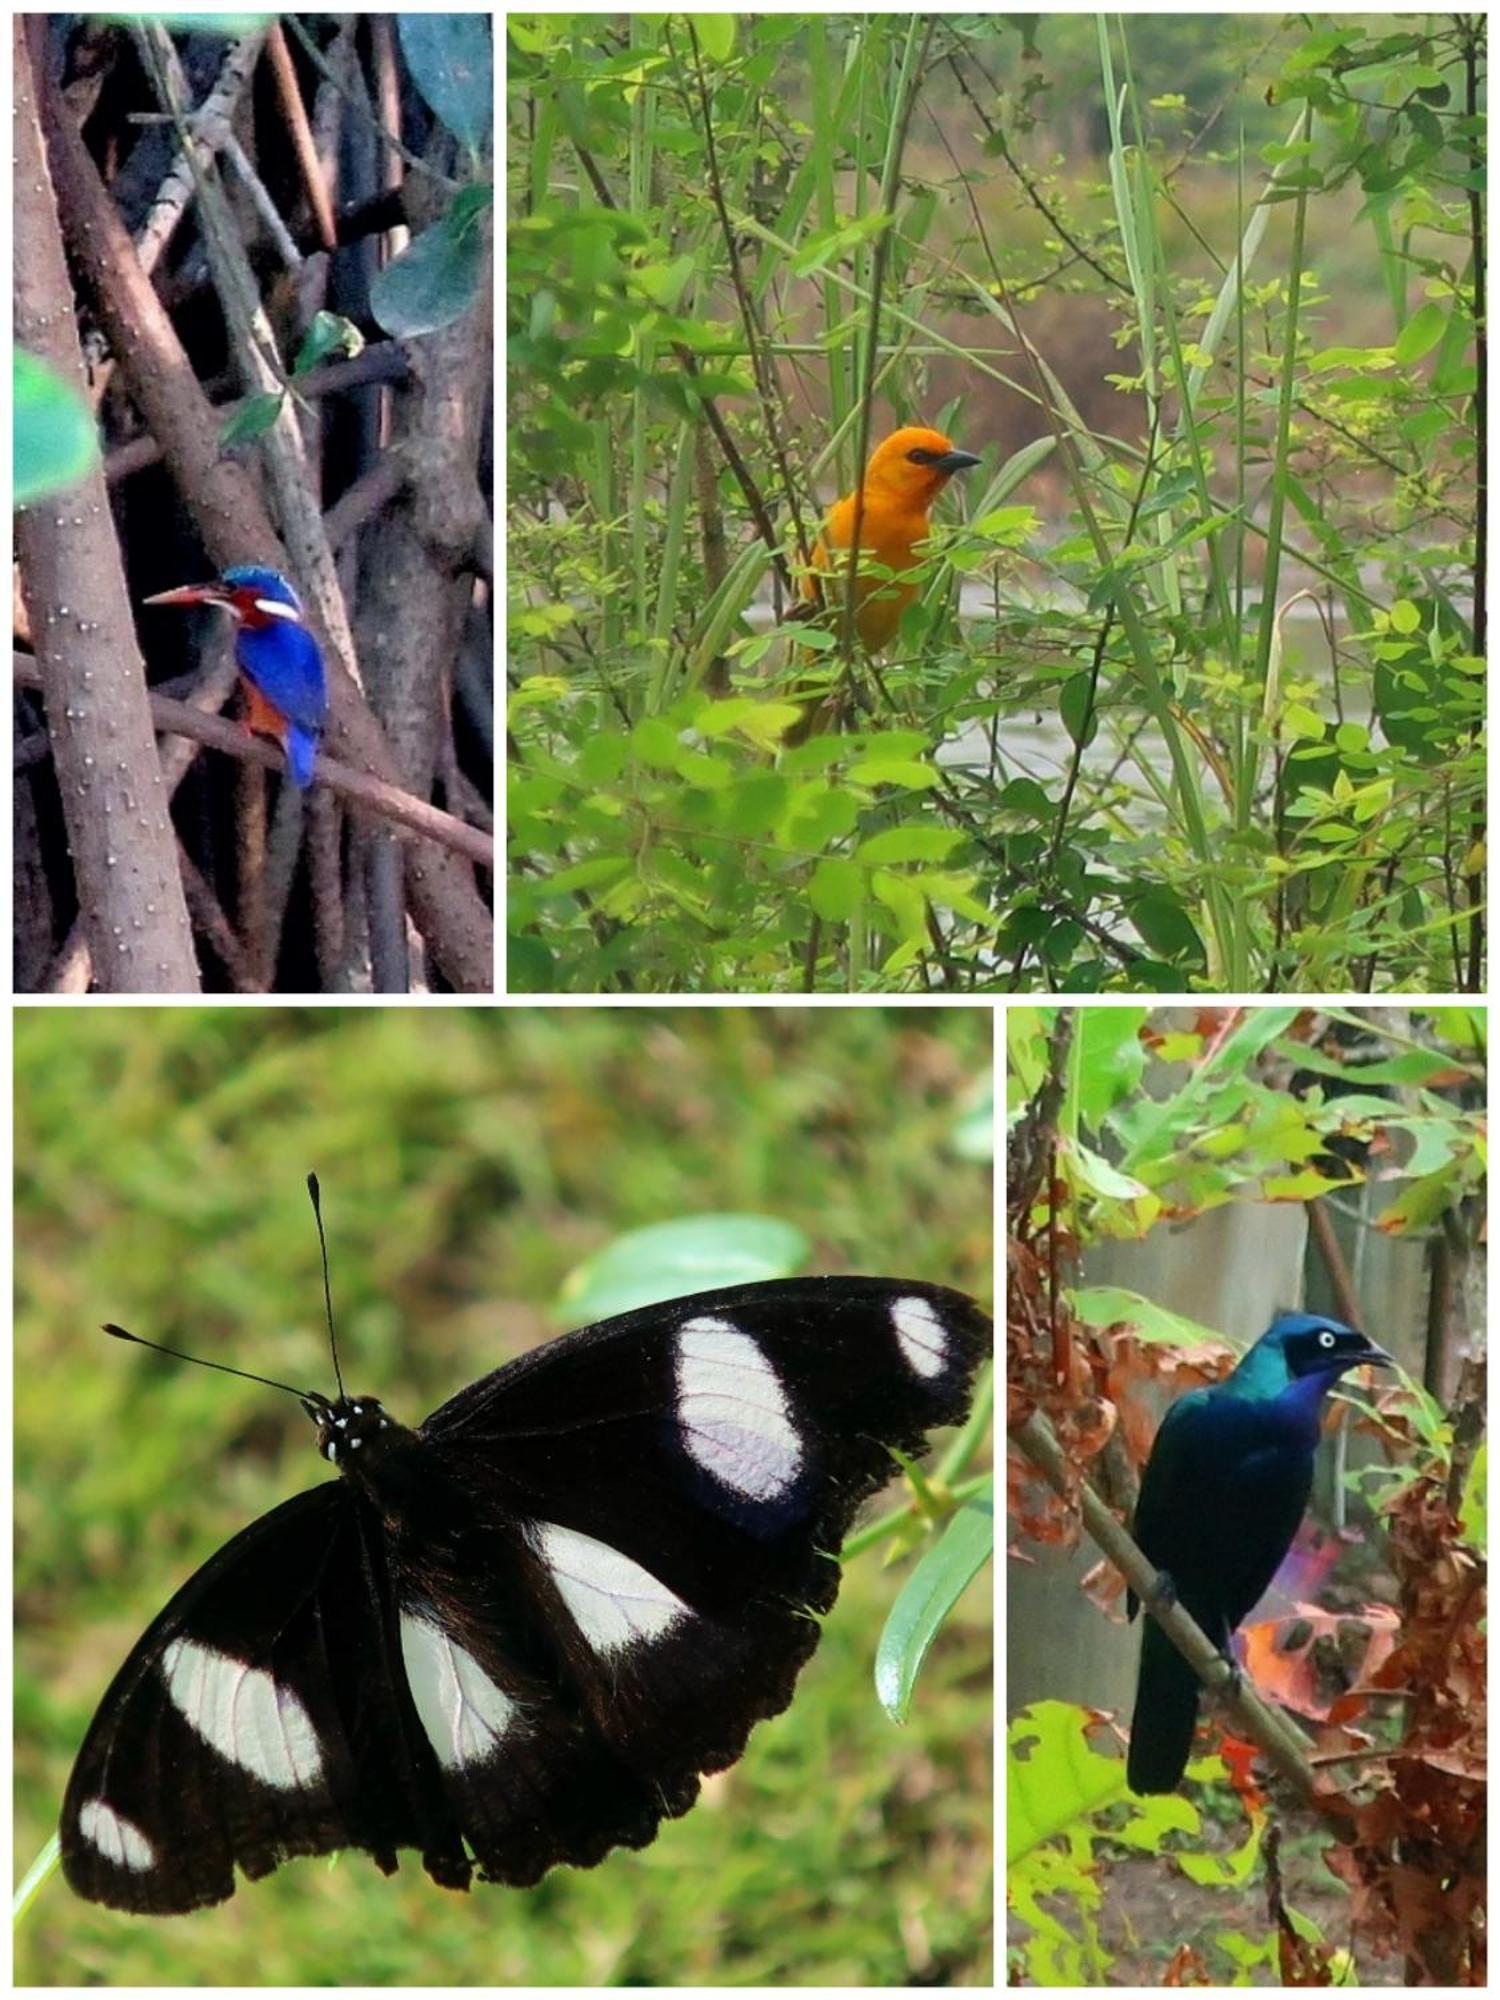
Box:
(60, 1485), (472, 1914)
(60, 1277), (989, 1912)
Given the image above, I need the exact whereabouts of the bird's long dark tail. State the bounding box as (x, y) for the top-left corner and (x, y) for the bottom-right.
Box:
(1127, 1617), (1202, 1794)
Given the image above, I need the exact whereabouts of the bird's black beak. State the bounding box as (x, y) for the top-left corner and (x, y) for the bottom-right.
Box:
(935, 448), (982, 474)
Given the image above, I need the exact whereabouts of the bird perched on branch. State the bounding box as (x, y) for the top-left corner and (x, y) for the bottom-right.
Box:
(144, 565), (328, 788)
(787, 424), (980, 735)
(1126, 1311), (1391, 1796)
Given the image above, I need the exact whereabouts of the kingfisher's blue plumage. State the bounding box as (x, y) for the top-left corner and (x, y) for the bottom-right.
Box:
(144, 565), (328, 788)
(1125, 1311), (1391, 1795)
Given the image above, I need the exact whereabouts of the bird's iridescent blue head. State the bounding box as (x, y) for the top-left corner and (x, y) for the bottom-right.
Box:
(1253, 1312), (1393, 1386)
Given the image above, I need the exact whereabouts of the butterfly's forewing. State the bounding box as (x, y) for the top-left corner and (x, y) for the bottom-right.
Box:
(420, 1278), (989, 1777)
(60, 1278), (989, 1913)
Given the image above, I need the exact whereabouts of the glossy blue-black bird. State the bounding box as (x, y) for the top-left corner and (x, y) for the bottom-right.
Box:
(145, 565), (328, 788)
(1126, 1312), (1391, 1795)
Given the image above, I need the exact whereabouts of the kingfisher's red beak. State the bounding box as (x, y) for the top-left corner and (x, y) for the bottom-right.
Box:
(143, 581), (232, 608)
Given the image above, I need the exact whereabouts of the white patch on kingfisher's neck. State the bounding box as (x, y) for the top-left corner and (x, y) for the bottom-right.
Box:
(253, 598), (301, 621)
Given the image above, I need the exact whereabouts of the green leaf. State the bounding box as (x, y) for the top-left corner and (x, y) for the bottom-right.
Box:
(854, 827), (966, 866)
(1281, 702), (1327, 740)
(505, 933), (556, 992)
(1058, 672), (1098, 748)
(101, 11), (269, 28)
(543, 856), (631, 897)
(1008, 1702), (1151, 1867)
(14, 351), (100, 506)
(1375, 1159), (1470, 1233)
(557, 1214), (809, 1323)
(870, 868), (928, 940)
(577, 734), (628, 785)
(779, 784), (859, 851)
(1074, 1009), (1150, 1123)
(1071, 1286), (1226, 1346)
(219, 390), (285, 447)
(399, 13), (493, 153)
(696, 697), (802, 748)
(849, 758), (939, 791)
(370, 194), (491, 337)
(951, 1078), (994, 1162)
(293, 311), (364, 375)
(1392, 300), (1447, 365)
(1125, 892), (1204, 964)
(791, 211), (892, 276)
(874, 1492), (992, 1722)
(1458, 1441), (1485, 1552)
(809, 856), (864, 921)
(687, 13), (735, 60)
(972, 506), (1036, 544)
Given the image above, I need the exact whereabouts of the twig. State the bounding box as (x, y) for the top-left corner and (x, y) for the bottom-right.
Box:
(13, 655), (494, 870)
(266, 21), (335, 252)
(177, 842), (262, 991)
(102, 346), (412, 484)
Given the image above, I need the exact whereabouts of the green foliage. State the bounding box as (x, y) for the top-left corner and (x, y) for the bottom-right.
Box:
(1457, 1440), (1486, 1551)
(1006, 1701), (1242, 1982)
(507, 15), (1483, 991)
(1008, 1003), (1485, 1243)
(219, 314), (367, 448)
(16, 1007), (991, 1985)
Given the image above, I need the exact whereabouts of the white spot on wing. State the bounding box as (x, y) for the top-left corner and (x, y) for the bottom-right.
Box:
(891, 1295), (947, 1379)
(400, 1610), (517, 1770)
(253, 597), (301, 620)
(532, 1521), (688, 1654)
(161, 1637), (323, 1790)
(78, 1798), (155, 1872)
(675, 1317), (802, 1501)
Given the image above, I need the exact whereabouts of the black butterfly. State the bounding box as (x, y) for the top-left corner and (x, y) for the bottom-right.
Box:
(61, 1255), (989, 1914)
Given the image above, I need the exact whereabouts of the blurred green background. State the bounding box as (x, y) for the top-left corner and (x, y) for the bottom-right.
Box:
(15, 1005), (993, 1986)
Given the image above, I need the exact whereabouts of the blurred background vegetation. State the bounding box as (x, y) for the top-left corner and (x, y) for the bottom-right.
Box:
(15, 1004), (992, 1985)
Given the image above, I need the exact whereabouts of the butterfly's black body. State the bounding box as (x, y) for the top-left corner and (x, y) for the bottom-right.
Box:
(61, 1277), (989, 1915)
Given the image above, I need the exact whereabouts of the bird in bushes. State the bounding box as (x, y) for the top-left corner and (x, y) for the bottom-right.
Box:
(145, 565), (328, 788)
(786, 425), (980, 735)
(1125, 1311), (1391, 1795)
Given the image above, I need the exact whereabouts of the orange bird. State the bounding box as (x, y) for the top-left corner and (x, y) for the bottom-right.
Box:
(802, 425), (981, 655)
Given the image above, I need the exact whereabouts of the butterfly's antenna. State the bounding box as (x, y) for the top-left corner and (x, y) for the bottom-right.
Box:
(101, 1325), (317, 1403)
(306, 1171), (346, 1400)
